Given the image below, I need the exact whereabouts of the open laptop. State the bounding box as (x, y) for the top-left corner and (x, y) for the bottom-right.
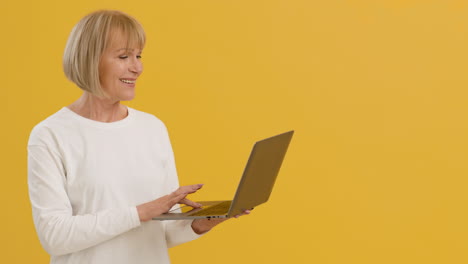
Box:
(152, 130), (294, 220)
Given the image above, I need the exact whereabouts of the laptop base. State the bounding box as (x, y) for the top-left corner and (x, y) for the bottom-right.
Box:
(151, 200), (231, 220)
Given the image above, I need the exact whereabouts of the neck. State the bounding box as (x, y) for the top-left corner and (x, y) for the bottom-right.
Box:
(68, 92), (128, 122)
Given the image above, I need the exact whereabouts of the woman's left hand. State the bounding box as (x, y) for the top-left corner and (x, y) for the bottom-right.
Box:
(191, 209), (252, 235)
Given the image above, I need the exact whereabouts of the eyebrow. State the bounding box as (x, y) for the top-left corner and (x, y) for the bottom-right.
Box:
(114, 48), (142, 53)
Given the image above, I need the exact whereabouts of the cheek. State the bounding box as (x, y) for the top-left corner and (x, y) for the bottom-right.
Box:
(103, 69), (121, 84)
(99, 64), (113, 83)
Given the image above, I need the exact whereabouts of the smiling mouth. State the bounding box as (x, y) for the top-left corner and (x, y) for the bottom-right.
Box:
(120, 79), (136, 84)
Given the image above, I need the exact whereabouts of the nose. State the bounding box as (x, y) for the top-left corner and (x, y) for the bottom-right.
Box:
(129, 58), (143, 75)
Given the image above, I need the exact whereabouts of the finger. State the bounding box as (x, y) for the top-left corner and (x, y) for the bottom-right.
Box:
(166, 184), (204, 207)
(168, 192), (188, 205)
(175, 184), (203, 195)
(179, 198), (202, 208)
(168, 184), (202, 200)
(234, 210), (251, 218)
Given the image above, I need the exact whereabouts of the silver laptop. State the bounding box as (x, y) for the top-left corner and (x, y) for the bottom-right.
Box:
(152, 130), (294, 220)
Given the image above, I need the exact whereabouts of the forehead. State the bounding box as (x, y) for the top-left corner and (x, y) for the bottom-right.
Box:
(105, 30), (144, 52)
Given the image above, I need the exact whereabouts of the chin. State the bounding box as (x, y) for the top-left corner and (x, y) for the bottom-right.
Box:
(119, 92), (136, 101)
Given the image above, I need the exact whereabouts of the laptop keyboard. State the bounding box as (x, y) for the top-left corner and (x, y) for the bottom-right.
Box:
(189, 201), (232, 216)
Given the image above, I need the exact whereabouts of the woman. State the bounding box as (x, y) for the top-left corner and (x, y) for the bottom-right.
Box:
(28, 10), (249, 264)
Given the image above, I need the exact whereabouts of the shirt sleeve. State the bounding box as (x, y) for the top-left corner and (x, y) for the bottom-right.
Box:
(160, 127), (203, 248)
(28, 144), (141, 256)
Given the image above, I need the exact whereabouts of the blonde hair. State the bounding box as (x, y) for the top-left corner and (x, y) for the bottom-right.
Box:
(63, 10), (146, 97)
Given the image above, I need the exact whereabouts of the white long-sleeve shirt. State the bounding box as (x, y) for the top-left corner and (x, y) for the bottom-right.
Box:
(28, 107), (201, 264)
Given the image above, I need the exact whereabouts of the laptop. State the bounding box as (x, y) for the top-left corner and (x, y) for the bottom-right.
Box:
(152, 130), (294, 220)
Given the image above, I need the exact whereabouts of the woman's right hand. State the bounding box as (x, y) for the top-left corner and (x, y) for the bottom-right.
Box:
(136, 184), (203, 222)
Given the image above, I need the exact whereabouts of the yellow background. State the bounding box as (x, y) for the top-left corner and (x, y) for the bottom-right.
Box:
(2, 0), (468, 263)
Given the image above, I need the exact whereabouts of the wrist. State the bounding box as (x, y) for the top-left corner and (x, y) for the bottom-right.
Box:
(191, 219), (213, 234)
(137, 204), (149, 222)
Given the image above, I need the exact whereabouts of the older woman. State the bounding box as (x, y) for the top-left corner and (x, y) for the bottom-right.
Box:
(28, 10), (248, 264)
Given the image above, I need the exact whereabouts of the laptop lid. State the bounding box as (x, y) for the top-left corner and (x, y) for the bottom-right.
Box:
(227, 130), (294, 217)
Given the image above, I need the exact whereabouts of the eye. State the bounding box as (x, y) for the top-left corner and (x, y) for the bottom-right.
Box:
(137, 55), (142, 59)
(119, 55), (128, 59)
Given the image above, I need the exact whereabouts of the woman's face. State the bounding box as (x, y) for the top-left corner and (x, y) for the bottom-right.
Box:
(99, 32), (143, 101)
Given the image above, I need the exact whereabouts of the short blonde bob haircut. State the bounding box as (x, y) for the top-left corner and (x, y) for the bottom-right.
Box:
(63, 10), (146, 97)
